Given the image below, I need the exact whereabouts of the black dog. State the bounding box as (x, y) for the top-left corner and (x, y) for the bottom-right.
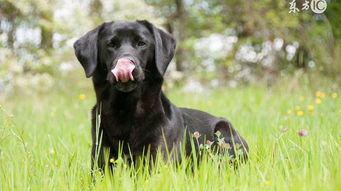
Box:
(74, 20), (248, 171)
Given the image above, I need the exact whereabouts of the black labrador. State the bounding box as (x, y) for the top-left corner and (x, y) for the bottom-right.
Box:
(73, 20), (249, 171)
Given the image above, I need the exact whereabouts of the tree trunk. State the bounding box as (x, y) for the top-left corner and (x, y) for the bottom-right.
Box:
(89, 0), (103, 25)
(174, 0), (186, 72)
(40, 10), (53, 50)
(1, 1), (20, 49)
(7, 23), (15, 49)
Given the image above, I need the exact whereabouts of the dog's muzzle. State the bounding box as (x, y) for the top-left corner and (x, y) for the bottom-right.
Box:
(111, 58), (135, 83)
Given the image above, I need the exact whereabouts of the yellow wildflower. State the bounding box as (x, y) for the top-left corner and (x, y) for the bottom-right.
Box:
(307, 105), (314, 111)
(315, 91), (321, 97)
(299, 96), (305, 101)
(316, 91), (326, 98)
(315, 98), (322, 104)
(79, 93), (86, 100)
(297, 110), (304, 116)
(332, 93), (338, 99)
(287, 109), (292, 115)
(320, 93), (325, 98)
(109, 158), (115, 163)
(295, 106), (301, 111)
(264, 180), (272, 185)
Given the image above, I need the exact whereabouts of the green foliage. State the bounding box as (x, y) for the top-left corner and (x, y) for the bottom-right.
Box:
(1, 0), (340, 92)
(145, 0), (341, 84)
(325, 0), (341, 39)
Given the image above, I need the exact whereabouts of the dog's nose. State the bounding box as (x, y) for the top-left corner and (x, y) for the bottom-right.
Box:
(117, 58), (133, 65)
(120, 56), (135, 64)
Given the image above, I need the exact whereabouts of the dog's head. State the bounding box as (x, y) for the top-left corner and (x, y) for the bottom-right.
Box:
(73, 20), (176, 92)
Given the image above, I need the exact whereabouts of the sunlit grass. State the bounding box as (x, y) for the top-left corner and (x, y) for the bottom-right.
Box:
(0, 83), (340, 190)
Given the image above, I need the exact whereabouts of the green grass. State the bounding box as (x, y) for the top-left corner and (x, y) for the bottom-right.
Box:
(0, 82), (341, 191)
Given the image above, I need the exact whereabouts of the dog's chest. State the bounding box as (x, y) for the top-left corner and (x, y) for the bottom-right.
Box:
(101, 111), (160, 150)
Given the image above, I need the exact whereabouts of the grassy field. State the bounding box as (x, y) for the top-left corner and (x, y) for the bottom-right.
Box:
(0, 79), (341, 191)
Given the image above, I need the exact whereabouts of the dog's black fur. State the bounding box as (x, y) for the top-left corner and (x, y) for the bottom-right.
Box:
(74, 20), (249, 171)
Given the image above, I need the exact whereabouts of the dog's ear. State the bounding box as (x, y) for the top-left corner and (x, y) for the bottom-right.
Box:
(138, 20), (176, 76)
(73, 24), (103, 78)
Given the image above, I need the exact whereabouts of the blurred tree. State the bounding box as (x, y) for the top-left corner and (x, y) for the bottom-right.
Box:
(39, 7), (54, 50)
(174, 0), (186, 71)
(146, 0), (340, 83)
(0, 0), (56, 51)
(145, 0), (188, 71)
(89, 0), (104, 24)
(0, 1), (23, 48)
(325, 0), (341, 79)
(1, 0), (340, 94)
(325, 0), (341, 40)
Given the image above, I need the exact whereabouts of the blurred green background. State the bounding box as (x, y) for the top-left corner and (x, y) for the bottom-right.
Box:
(0, 0), (341, 96)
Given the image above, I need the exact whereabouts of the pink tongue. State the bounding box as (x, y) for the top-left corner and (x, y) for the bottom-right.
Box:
(111, 58), (135, 83)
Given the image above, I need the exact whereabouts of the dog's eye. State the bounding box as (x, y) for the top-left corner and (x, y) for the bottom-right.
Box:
(107, 38), (119, 48)
(137, 41), (146, 47)
(107, 41), (116, 48)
